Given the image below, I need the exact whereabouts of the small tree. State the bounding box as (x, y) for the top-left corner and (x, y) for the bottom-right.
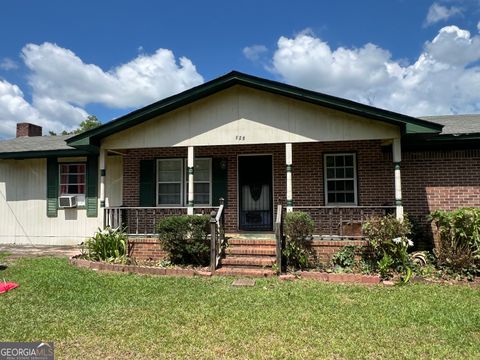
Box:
(49, 115), (101, 135)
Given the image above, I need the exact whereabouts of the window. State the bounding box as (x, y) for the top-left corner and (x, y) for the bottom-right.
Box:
(157, 158), (211, 206)
(157, 159), (183, 206)
(324, 153), (357, 205)
(59, 163), (86, 205)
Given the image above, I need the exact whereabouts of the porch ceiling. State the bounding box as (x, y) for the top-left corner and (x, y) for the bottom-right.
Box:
(67, 71), (442, 150)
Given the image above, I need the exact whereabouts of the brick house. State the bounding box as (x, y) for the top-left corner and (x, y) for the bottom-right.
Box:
(0, 71), (479, 271)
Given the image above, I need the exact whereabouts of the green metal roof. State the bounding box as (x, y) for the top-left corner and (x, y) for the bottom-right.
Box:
(67, 71), (443, 148)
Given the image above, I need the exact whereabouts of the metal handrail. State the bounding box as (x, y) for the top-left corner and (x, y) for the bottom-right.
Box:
(274, 204), (284, 273)
(210, 198), (225, 272)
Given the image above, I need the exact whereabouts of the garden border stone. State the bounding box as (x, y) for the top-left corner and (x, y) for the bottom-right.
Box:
(70, 256), (381, 283)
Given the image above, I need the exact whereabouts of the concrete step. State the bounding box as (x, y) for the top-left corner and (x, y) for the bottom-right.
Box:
(220, 256), (276, 267)
(225, 246), (276, 256)
(215, 267), (275, 277)
(227, 238), (276, 246)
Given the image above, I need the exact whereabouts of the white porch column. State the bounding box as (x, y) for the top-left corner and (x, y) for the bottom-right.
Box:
(99, 148), (106, 208)
(286, 143), (293, 212)
(393, 138), (404, 221)
(187, 146), (195, 215)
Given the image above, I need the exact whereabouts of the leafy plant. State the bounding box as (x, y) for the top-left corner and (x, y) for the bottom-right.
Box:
(430, 208), (480, 278)
(83, 226), (128, 263)
(156, 215), (210, 266)
(331, 246), (357, 270)
(283, 211), (315, 270)
(377, 253), (394, 279)
(363, 214), (413, 282)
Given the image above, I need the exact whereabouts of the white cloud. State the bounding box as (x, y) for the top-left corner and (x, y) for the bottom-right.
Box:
(0, 58), (19, 70)
(243, 45), (268, 61)
(425, 3), (462, 26)
(22, 42), (204, 108)
(0, 79), (88, 138)
(269, 26), (480, 116)
(0, 42), (204, 138)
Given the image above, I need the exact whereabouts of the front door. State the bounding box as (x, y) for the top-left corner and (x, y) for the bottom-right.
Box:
(238, 155), (273, 231)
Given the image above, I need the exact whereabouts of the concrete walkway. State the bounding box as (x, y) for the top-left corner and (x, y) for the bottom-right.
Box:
(0, 244), (81, 259)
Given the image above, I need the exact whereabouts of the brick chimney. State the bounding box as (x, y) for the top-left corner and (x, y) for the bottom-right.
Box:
(16, 123), (42, 137)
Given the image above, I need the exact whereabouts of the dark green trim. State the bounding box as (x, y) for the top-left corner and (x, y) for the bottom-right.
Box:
(0, 149), (91, 160)
(100, 169), (106, 176)
(394, 162), (401, 170)
(139, 159), (156, 207)
(100, 200), (105, 208)
(286, 199), (293, 207)
(187, 167), (194, 175)
(86, 155), (98, 217)
(286, 164), (292, 172)
(66, 71), (442, 148)
(403, 132), (480, 151)
(212, 158), (228, 207)
(46, 158), (58, 217)
(395, 199), (403, 206)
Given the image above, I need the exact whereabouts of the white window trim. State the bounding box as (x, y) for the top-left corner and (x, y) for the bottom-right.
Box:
(156, 157), (212, 207)
(324, 153), (358, 206)
(59, 162), (86, 206)
(157, 158), (184, 207)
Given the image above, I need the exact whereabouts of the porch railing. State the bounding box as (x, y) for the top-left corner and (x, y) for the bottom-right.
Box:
(104, 206), (220, 235)
(210, 198), (226, 272)
(290, 205), (396, 239)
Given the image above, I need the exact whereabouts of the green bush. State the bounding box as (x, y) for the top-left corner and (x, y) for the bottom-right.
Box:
(156, 215), (210, 266)
(430, 208), (480, 277)
(362, 214), (413, 282)
(283, 211), (315, 270)
(331, 245), (357, 270)
(83, 226), (128, 263)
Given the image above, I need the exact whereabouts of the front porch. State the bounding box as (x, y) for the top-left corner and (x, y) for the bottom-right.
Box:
(102, 139), (403, 236)
(101, 139), (403, 272)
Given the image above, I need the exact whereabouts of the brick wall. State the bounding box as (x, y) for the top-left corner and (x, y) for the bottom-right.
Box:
(402, 149), (480, 244)
(128, 238), (167, 261)
(121, 140), (394, 232)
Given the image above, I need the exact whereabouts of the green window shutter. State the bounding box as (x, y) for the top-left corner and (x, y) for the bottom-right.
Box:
(46, 158), (58, 217)
(212, 158), (228, 206)
(139, 159), (156, 207)
(86, 155), (98, 217)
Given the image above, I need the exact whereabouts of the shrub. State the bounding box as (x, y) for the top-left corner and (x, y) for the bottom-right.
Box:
(430, 208), (480, 277)
(362, 214), (413, 282)
(156, 215), (210, 266)
(284, 211), (315, 241)
(283, 211), (315, 270)
(83, 226), (128, 263)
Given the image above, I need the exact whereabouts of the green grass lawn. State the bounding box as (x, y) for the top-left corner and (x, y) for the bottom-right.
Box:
(1, 256), (479, 359)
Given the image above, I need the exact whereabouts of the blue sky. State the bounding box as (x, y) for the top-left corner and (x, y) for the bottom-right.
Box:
(1, 0), (480, 137)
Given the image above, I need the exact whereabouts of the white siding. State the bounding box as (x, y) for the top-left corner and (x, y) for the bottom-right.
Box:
(105, 155), (123, 207)
(102, 85), (400, 149)
(0, 159), (102, 245)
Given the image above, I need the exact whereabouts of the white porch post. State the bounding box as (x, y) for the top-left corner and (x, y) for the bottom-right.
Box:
(187, 146), (195, 215)
(393, 138), (404, 221)
(286, 143), (293, 212)
(99, 148), (106, 208)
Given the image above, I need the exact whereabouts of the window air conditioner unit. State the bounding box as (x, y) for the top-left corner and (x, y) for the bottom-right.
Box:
(58, 195), (77, 208)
